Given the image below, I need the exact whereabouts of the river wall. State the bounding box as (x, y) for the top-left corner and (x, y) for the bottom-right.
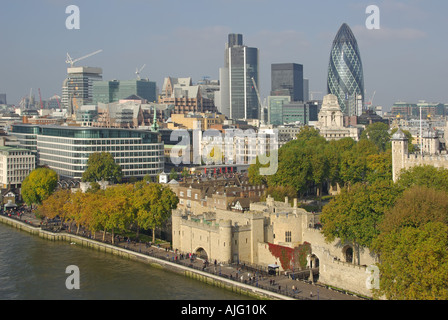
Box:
(0, 215), (292, 300)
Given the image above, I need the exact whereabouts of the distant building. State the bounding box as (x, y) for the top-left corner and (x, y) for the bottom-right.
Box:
(10, 124), (164, 181)
(159, 77), (216, 114)
(327, 23), (364, 116)
(217, 34), (260, 120)
(271, 63), (304, 102)
(267, 96), (291, 125)
(315, 94), (361, 141)
(92, 79), (157, 105)
(0, 94), (6, 105)
(0, 144), (35, 189)
(62, 67), (103, 113)
(391, 128), (448, 182)
(267, 97), (318, 126)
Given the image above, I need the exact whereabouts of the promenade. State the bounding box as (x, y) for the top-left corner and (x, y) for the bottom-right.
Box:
(2, 208), (364, 301)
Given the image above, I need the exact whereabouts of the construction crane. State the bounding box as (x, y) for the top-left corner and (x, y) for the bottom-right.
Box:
(135, 64), (146, 80)
(66, 49), (103, 68)
(38, 88), (44, 109)
(54, 95), (61, 108)
(366, 90), (376, 106)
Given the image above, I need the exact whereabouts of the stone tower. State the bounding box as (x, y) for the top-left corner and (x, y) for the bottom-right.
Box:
(391, 129), (408, 182)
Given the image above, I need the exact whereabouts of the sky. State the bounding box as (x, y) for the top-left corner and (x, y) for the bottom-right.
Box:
(1, 0), (447, 111)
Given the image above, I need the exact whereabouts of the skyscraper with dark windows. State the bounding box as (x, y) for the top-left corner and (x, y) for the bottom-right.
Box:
(271, 63), (304, 102)
(327, 23), (365, 116)
(216, 34), (260, 120)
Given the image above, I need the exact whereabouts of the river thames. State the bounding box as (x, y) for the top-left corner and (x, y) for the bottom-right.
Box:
(0, 223), (251, 300)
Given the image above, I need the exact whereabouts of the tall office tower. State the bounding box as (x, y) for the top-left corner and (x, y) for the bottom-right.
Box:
(271, 63), (304, 102)
(62, 66), (103, 114)
(218, 34), (260, 120)
(303, 79), (309, 101)
(0, 94), (6, 105)
(327, 23), (364, 116)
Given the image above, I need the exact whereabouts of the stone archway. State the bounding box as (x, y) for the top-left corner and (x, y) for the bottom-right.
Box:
(195, 247), (208, 260)
(342, 245), (353, 263)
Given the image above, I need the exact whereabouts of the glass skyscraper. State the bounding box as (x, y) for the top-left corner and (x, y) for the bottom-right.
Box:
(327, 23), (364, 116)
(218, 34), (260, 120)
(271, 63), (304, 102)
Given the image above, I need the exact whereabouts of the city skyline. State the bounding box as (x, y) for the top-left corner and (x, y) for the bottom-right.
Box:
(1, 0), (447, 111)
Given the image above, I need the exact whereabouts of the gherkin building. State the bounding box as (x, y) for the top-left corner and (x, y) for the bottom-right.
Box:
(327, 23), (364, 116)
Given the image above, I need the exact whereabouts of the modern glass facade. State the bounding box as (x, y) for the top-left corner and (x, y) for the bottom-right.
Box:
(327, 23), (364, 116)
(10, 124), (164, 180)
(92, 79), (157, 105)
(62, 67), (103, 111)
(268, 96), (290, 125)
(271, 63), (304, 102)
(226, 34), (260, 120)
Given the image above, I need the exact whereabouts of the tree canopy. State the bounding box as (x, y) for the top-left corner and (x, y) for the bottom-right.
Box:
(38, 182), (178, 244)
(249, 125), (393, 198)
(21, 167), (58, 206)
(81, 152), (122, 183)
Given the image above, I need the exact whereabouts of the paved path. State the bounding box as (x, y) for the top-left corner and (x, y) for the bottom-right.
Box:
(6, 210), (364, 301)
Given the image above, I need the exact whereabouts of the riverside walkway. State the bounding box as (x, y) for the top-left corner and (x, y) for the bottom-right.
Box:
(2, 208), (364, 301)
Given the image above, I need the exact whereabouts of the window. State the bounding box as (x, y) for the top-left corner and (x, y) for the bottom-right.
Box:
(285, 231), (292, 242)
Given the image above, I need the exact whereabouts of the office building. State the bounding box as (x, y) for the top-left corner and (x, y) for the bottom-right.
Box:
(62, 67), (103, 114)
(303, 79), (309, 102)
(10, 124), (164, 180)
(271, 63), (304, 102)
(217, 34), (260, 120)
(327, 23), (365, 116)
(268, 96), (318, 126)
(159, 77), (216, 114)
(268, 96), (291, 125)
(0, 145), (36, 189)
(0, 94), (6, 105)
(92, 79), (157, 105)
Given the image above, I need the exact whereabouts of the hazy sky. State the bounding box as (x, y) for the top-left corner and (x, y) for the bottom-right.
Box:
(1, 0), (447, 110)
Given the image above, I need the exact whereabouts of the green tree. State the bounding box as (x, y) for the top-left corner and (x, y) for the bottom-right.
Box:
(365, 150), (393, 183)
(21, 167), (58, 206)
(320, 180), (401, 254)
(169, 168), (178, 181)
(82, 152), (122, 183)
(395, 165), (448, 193)
(338, 139), (379, 187)
(360, 122), (390, 152)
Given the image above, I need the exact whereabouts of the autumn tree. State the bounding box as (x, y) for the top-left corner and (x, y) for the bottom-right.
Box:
(373, 222), (448, 300)
(38, 188), (71, 221)
(132, 182), (178, 243)
(21, 167), (58, 207)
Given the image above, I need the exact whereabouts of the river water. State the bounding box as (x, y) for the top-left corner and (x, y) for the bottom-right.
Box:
(0, 223), (251, 300)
